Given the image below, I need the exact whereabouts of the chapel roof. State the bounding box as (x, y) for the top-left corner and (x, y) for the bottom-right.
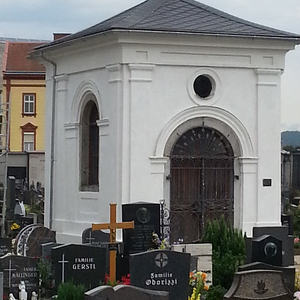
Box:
(3, 42), (45, 74)
(36, 0), (300, 51)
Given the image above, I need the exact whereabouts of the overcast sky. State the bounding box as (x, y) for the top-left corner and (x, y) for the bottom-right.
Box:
(0, 0), (299, 131)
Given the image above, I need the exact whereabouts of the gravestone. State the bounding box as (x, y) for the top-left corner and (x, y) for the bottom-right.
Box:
(52, 244), (107, 290)
(6, 176), (16, 219)
(172, 243), (212, 286)
(238, 262), (295, 295)
(15, 224), (56, 257)
(130, 250), (190, 300)
(252, 235), (282, 266)
(41, 242), (61, 261)
(122, 203), (160, 254)
(82, 227), (109, 245)
(82, 227), (121, 275)
(246, 226), (294, 267)
(85, 285), (169, 300)
(224, 269), (292, 299)
(0, 238), (12, 257)
(0, 255), (39, 299)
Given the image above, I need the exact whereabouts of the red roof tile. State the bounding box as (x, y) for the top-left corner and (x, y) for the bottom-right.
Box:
(4, 42), (45, 73)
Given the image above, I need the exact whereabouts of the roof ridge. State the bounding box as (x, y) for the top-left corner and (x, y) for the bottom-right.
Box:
(181, 0), (297, 36)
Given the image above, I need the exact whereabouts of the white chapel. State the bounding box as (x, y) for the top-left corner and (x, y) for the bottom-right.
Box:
(32, 0), (300, 243)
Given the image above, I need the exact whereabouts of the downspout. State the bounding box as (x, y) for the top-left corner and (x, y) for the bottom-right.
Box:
(40, 52), (57, 230)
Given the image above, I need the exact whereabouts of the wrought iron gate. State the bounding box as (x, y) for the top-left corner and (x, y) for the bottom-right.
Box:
(169, 127), (234, 243)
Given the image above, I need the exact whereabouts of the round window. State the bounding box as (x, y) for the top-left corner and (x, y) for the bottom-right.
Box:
(193, 75), (213, 99)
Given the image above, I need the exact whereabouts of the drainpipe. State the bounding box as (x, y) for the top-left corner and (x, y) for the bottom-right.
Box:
(40, 52), (57, 230)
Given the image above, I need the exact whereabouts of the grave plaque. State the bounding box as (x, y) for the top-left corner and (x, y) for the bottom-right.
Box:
(122, 203), (160, 254)
(224, 269), (291, 299)
(0, 255), (39, 299)
(52, 244), (107, 290)
(0, 238), (11, 257)
(130, 250), (190, 300)
(85, 285), (169, 300)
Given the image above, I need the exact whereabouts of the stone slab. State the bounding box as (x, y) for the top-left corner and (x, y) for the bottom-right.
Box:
(85, 285), (169, 300)
(224, 269), (292, 300)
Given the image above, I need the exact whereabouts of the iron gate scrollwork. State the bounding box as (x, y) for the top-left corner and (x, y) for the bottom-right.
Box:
(169, 127), (234, 243)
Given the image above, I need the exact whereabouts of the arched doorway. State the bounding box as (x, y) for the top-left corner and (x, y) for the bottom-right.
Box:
(169, 126), (234, 243)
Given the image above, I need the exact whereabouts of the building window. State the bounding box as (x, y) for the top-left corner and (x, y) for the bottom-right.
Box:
(21, 122), (37, 152)
(80, 99), (99, 191)
(23, 132), (35, 151)
(23, 93), (36, 116)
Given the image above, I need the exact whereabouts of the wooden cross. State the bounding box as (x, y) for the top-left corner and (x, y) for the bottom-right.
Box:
(92, 203), (134, 283)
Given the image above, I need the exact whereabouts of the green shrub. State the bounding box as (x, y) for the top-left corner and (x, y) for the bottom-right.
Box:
(201, 216), (245, 290)
(205, 285), (227, 300)
(57, 281), (85, 300)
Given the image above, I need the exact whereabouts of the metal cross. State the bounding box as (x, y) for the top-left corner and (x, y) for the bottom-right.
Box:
(58, 253), (69, 283)
(4, 259), (16, 288)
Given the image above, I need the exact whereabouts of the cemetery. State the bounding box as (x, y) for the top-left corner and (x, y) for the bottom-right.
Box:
(0, 200), (298, 299)
(1, 0), (300, 299)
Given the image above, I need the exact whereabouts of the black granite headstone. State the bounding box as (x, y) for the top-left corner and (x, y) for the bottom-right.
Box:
(130, 250), (190, 300)
(6, 177), (16, 219)
(41, 242), (61, 261)
(252, 235), (282, 266)
(52, 244), (107, 290)
(0, 238), (11, 257)
(82, 228), (110, 245)
(252, 226), (293, 266)
(0, 255), (39, 299)
(122, 203), (160, 254)
(85, 285), (169, 300)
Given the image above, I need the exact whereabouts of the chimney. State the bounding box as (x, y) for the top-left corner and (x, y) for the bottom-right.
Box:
(53, 33), (71, 41)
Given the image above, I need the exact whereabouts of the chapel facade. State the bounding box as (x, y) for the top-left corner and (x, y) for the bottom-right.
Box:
(32, 0), (300, 243)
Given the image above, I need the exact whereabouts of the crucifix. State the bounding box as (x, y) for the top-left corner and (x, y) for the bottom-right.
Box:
(92, 203), (134, 283)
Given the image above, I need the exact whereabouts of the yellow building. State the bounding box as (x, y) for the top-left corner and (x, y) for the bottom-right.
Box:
(2, 42), (45, 185)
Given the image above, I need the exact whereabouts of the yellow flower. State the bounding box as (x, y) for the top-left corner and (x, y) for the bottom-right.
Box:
(10, 223), (20, 230)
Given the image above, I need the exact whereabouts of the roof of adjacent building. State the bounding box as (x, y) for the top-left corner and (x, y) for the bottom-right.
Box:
(36, 0), (300, 51)
(3, 42), (45, 74)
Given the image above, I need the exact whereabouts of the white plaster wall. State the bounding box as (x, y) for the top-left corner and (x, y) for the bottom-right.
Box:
(40, 32), (295, 242)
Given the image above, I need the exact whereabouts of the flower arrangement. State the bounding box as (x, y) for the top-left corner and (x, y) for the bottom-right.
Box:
(295, 237), (300, 249)
(10, 222), (20, 231)
(188, 271), (209, 300)
(152, 232), (170, 250)
(104, 273), (130, 286)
